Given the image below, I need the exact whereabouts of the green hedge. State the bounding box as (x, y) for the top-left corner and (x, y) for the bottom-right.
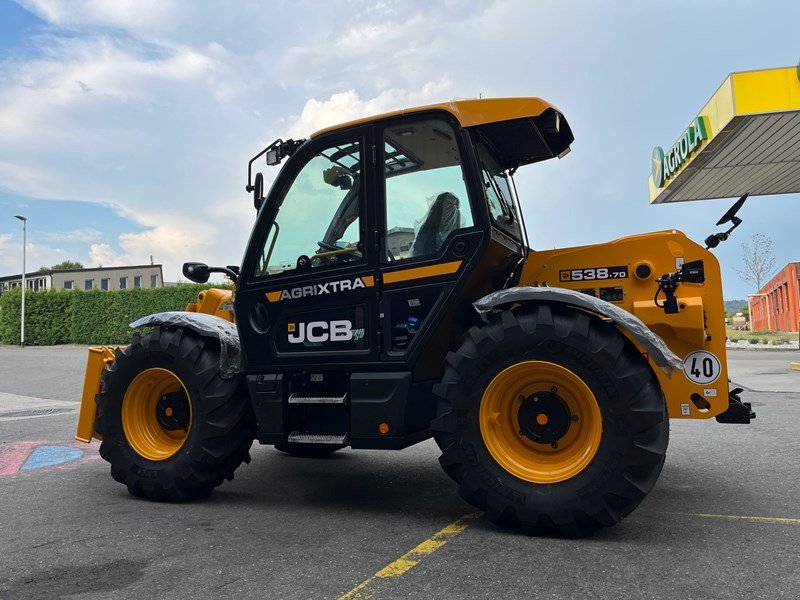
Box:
(0, 284), (228, 345)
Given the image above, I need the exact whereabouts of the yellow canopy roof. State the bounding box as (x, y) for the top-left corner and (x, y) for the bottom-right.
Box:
(311, 97), (558, 138)
(649, 65), (800, 203)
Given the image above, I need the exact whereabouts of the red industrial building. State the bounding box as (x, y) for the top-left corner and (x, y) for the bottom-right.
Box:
(748, 262), (800, 332)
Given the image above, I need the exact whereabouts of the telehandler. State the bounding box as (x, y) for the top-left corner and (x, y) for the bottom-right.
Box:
(75, 97), (754, 537)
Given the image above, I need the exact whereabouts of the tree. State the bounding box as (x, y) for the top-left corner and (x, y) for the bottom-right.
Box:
(37, 261), (85, 272)
(735, 233), (776, 291)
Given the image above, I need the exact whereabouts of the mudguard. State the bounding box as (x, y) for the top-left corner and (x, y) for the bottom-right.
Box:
(473, 286), (682, 374)
(130, 311), (245, 378)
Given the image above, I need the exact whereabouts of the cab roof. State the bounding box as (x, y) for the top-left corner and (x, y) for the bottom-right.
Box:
(311, 97), (560, 138)
(310, 97), (574, 170)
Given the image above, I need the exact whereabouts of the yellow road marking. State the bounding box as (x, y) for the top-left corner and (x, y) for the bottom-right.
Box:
(677, 512), (800, 525)
(790, 362), (800, 371)
(339, 512), (481, 600)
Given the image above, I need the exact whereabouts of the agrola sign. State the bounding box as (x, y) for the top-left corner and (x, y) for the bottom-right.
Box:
(651, 116), (708, 188)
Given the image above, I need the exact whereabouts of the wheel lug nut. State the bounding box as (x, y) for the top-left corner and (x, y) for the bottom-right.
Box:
(550, 386), (557, 393)
(571, 415), (579, 422)
(551, 442), (558, 449)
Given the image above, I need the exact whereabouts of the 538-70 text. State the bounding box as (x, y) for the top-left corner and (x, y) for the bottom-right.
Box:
(559, 266), (628, 282)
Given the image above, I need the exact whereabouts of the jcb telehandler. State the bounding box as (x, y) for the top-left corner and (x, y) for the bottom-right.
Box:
(76, 97), (754, 537)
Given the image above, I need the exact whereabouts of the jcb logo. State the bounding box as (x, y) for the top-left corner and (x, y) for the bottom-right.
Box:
(288, 320), (353, 344)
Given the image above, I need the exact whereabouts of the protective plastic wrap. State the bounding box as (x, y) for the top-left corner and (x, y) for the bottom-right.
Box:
(473, 286), (683, 374)
(130, 311), (244, 378)
(409, 191), (464, 257)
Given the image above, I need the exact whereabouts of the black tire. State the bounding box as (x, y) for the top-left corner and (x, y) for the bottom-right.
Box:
(95, 326), (255, 501)
(273, 442), (343, 458)
(431, 305), (668, 538)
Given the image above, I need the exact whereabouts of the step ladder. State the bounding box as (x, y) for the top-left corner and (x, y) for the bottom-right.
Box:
(287, 393), (348, 405)
(287, 432), (349, 445)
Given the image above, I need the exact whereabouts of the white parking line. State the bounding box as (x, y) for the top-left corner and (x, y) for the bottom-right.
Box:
(0, 392), (78, 422)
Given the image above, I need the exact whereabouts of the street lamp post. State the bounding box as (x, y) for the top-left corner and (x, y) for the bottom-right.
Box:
(14, 215), (27, 347)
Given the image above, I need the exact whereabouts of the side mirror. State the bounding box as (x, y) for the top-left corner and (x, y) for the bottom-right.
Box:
(253, 172), (265, 211)
(182, 262), (210, 284)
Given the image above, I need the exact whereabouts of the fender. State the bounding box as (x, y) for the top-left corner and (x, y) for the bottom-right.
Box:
(130, 311), (245, 379)
(76, 311), (243, 444)
(473, 286), (682, 374)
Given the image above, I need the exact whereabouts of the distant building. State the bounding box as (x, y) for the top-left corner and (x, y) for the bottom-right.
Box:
(0, 264), (164, 294)
(730, 314), (748, 330)
(387, 226), (415, 259)
(748, 262), (799, 332)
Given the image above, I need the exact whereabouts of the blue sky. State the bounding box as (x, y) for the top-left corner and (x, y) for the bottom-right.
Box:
(0, 0), (798, 297)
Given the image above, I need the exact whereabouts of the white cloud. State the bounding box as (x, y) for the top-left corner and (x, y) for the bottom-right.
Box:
(16, 0), (181, 35)
(87, 217), (216, 278)
(87, 242), (122, 267)
(283, 79), (454, 139)
(0, 233), (70, 273)
(0, 35), (244, 150)
(3, 0), (795, 301)
(39, 227), (102, 244)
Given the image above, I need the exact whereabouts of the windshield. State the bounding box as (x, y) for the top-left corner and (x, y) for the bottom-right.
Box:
(475, 141), (523, 241)
(255, 140), (364, 276)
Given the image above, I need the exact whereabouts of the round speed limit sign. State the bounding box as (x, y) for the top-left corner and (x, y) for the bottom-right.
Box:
(683, 351), (721, 384)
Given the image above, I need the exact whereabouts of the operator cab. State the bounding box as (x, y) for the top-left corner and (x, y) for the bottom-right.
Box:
(234, 98), (573, 447)
(237, 99), (573, 367)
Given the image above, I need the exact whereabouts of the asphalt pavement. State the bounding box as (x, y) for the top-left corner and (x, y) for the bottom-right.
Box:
(0, 345), (798, 599)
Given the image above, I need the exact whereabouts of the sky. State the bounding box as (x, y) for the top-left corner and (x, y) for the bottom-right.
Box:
(0, 0), (798, 298)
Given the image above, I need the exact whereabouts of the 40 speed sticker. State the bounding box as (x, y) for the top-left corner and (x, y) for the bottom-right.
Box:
(683, 350), (721, 384)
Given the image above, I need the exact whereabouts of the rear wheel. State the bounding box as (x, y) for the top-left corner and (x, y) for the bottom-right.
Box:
(95, 327), (255, 501)
(432, 305), (668, 537)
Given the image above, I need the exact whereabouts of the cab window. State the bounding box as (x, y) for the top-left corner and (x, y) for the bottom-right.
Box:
(256, 139), (363, 276)
(475, 141), (522, 240)
(383, 118), (474, 262)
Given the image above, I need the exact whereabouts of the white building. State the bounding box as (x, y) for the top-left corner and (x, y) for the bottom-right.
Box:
(0, 264), (164, 294)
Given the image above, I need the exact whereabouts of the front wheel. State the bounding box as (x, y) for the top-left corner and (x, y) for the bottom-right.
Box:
(432, 306), (668, 537)
(95, 327), (255, 501)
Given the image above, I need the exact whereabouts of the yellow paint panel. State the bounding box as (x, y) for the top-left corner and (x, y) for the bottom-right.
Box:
(648, 65), (800, 203)
(383, 260), (462, 285)
(648, 75), (735, 201)
(522, 230), (729, 420)
(312, 97), (556, 138)
(75, 346), (117, 443)
(362, 275), (375, 286)
(732, 67), (800, 115)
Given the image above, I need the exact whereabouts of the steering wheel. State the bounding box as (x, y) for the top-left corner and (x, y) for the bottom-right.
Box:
(317, 240), (340, 251)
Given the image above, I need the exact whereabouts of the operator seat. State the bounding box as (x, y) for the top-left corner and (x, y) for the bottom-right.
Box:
(409, 192), (462, 257)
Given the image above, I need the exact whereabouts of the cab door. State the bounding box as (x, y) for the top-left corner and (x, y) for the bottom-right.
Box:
(235, 126), (379, 371)
(375, 114), (487, 369)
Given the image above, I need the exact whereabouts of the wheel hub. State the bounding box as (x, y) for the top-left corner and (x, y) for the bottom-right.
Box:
(518, 391), (572, 445)
(156, 391), (190, 431)
(121, 367), (193, 461)
(478, 360), (603, 484)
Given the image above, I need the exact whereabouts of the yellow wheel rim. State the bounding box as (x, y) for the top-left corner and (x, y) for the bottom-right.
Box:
(479, 361), (602, 484)
(122, 367), (192, 461)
